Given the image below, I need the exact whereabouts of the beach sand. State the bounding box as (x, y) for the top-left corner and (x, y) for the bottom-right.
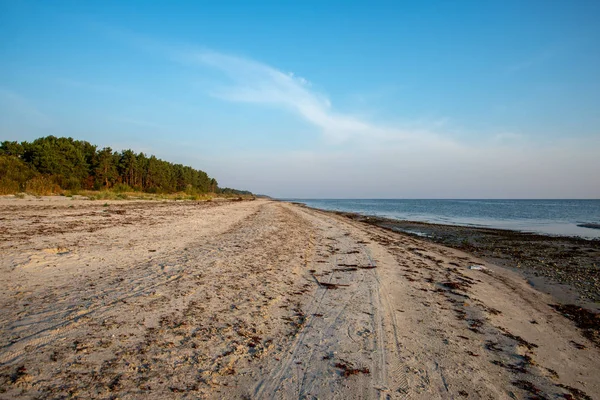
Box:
(0, 197), (598, 399)
(334, 213), (600, 311)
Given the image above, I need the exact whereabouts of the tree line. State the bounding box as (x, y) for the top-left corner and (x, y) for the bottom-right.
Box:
(0, 136), (250, 195)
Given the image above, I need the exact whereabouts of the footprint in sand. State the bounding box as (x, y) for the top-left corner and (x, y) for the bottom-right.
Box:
(20, 248), (76, 269)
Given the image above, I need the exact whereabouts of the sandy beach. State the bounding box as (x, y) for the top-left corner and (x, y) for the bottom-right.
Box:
(0, 197), (598, 399)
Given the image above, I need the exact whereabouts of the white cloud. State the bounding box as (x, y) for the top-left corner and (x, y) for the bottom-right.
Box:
(32, 26), (599, 198)
(162, 49), (598, 198)
(183, 50), (445, 144)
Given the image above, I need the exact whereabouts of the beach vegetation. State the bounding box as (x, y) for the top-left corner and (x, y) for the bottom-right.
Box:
(0, 136), (253, 199)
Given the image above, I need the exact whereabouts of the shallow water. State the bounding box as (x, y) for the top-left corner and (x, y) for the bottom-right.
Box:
(286, 199), (600, 239)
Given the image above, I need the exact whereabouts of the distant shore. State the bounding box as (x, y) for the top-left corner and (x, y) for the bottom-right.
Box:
(290, 202), (600, 312)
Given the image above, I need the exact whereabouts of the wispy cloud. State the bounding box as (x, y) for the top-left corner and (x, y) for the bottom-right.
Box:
(180, 50), (449, 145)
(186, 51), (374, 142)
(506, 47), (558, 74)
(174, 50), (599, 198)
(63, 28), (599, 197)
(94, 26), (450, 145)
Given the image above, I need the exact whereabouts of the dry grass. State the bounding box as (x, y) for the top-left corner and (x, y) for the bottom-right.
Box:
(3, 189), (255, 202)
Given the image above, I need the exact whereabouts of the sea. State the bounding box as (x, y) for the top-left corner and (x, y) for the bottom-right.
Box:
(286, 199), (600, 239)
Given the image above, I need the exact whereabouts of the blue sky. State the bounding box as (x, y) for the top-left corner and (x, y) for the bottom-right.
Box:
(1, 0), (599, 198)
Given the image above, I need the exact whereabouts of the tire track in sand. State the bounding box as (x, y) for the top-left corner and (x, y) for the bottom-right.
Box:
(295, 206), (411, 399)
(255, 204), (410, 399)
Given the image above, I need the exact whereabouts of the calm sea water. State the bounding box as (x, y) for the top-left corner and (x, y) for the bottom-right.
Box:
(286, 199), (600, 239)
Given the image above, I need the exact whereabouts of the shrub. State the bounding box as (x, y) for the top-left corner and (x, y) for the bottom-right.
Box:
(0, 154), (36, 194)
(0, 178), (20, 195)
(113, 183), (132, 193)
(63, 177), (82, 190)
(25, 175), (62, 195)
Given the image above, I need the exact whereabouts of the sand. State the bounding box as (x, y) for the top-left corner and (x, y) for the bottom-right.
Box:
(336, 213), (600, 309)
(0, 197), (598, 399)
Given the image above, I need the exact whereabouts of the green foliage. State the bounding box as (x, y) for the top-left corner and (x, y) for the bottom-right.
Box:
(112, 183), (132, 193)
(0, 141), (25, 157)
(0, 154), (37, 194)
(0, 136), (242, 197)
(218, 187), (253, 196)
(94, 147), (117, 189)
(23, 136), (89, 189)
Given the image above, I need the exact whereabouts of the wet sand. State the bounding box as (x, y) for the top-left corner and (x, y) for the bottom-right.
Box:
(1, 197), (599, 399)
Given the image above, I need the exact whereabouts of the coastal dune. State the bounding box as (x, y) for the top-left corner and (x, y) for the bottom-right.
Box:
(0, 198), (598, 399)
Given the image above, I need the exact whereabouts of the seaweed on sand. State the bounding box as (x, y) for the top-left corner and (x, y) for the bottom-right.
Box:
(550, 304), (600, 347)
(334, 361), (370, 377)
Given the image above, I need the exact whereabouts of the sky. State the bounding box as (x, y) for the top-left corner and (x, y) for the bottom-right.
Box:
(1, 0), (599, 198)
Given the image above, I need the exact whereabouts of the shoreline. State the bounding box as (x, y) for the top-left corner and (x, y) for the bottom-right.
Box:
(1, 198), (599, 398)
(284, 199), (600, 240)
(289, 202), (600, 313)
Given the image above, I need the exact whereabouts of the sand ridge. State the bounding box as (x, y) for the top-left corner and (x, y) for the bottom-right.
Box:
(0, 198), (598, 399)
